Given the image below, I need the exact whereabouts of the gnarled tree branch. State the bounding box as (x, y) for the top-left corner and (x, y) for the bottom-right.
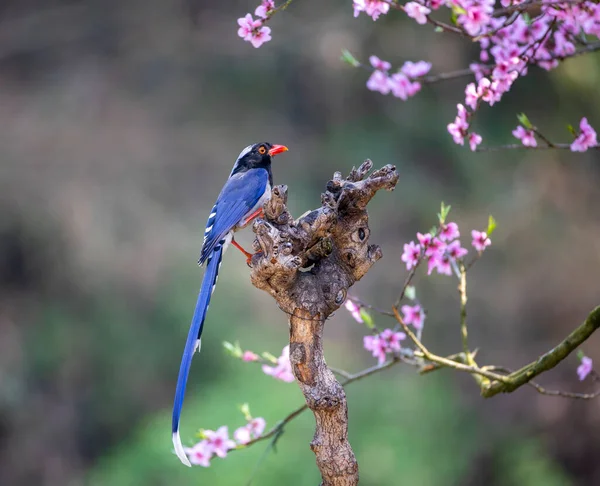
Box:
(249, 161), (399, 485)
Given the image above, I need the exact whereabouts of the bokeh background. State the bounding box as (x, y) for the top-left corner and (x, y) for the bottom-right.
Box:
(1, 1), (599, 485)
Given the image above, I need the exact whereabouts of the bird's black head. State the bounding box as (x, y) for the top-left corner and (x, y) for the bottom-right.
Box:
(230, 142), (288, 178)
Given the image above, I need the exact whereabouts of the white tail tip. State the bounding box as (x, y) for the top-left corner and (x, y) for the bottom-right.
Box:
(195, 338), (202, 354)
(173, 431), (192, 467)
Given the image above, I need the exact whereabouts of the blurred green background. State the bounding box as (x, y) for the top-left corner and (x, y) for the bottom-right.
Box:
(0, 1), (599, 485)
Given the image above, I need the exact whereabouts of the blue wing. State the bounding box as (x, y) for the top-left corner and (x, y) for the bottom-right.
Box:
(172, 244), (223, 466)
(198, 168), (269, 265)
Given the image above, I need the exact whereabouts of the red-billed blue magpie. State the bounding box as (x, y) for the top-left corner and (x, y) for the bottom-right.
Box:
(172, 142), (288, 466)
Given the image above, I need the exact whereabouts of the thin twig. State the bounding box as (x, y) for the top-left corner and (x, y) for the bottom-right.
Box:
(527, 381), (600, 399)
(458, 264), (472, 363)
(482, 306), (600, 397)
(473, 11), (520, 42)
(422, 67), (478, 83)
(482, 365), (600, 399)
(242, 404), (308, 448)
(532, 127), (556, 148)
(392, 307), (512, 384)
(348, 296), (395, 318)
(329, 366), (353, 379)
(476, 143), (600, 152)
(394, 263), (420, 308)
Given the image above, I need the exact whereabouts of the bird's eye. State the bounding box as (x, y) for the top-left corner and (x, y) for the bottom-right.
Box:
(258, 145), (267, 155)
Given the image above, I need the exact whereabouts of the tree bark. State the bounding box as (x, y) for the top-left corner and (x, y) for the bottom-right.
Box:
(249, 160), (399, 485)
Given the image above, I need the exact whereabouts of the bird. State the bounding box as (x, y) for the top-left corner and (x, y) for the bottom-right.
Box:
(172, 142), (289, 466)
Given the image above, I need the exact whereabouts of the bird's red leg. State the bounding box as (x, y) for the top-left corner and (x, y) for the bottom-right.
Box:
(233, 209), (265, 265)
(240, 208), (264, 228)
(231, 238), (254, 265)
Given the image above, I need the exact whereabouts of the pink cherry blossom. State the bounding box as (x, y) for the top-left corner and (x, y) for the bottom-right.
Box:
(364, 329), (405, 364)
(262, 345), (295, 382)
(439, 222), (460, 242)
(234, 417), (266, 444)
(366, 70), (391, 94)
(237, 13), (271, 48)
(389, 73), (421, 100)
(401, 304), (425, 330)
(204, 426), (236, 459)
(255, 0), (275, 19)
(447, 123), (465, 145)
(457, 2), (493, 36)
(401, 60), (432, 78)
(430, 253), (452, 275)
(570, 117), (598, 152)
(470, 63), (486, 82)
(404, 2), (431, 25)
(242, 350), (259, 362)
(477, 77), (493, 103)
(427, 253), (440, 275)
(577, 356), (593, 381)
(369, 55), (391, 71)
(249, 25), (272, 48)
(233, 426), (252, 445)
(248, 417), (266, 437)
(363, 334), (387, 364)
(426, 241), (452, 275)
(417, 232), (432, 248)
(446, 240), (468, 260)
(553, 31), (575, 57)
(469, 132), (482, 151)
(379, 328), (406, 351)
(447, 104), (469, 145)
(471, 230), (491, 252)
(237, 14), (260, 40)
(345, 299), (364, 323)
(353, 0), (390, 20)
(184, 440), (212, 467)
(512, 126), (537, 147)
(401, 241), (421, 270)
(424, 237), (445, 257)
(465, 82), (479, 110)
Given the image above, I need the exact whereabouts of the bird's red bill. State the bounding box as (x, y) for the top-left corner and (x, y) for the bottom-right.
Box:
(268, 144), (289, 156)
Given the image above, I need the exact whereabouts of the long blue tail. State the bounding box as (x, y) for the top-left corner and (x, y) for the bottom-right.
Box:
(172, 246), (223, 466)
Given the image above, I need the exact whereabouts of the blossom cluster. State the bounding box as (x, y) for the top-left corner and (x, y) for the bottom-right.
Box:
(351, 0), (600, 152)
(366, 56), (432, 100)
(401, 221), (475, 275)
(364, 329), (406, 364)
(237, 0), (275, 48)
(447, 103), (483, 151)
(345, 295), (423, 353)
(184, 418), (267, 467)
(511, 116), (598, 151)
(452, 0), (600, 151)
